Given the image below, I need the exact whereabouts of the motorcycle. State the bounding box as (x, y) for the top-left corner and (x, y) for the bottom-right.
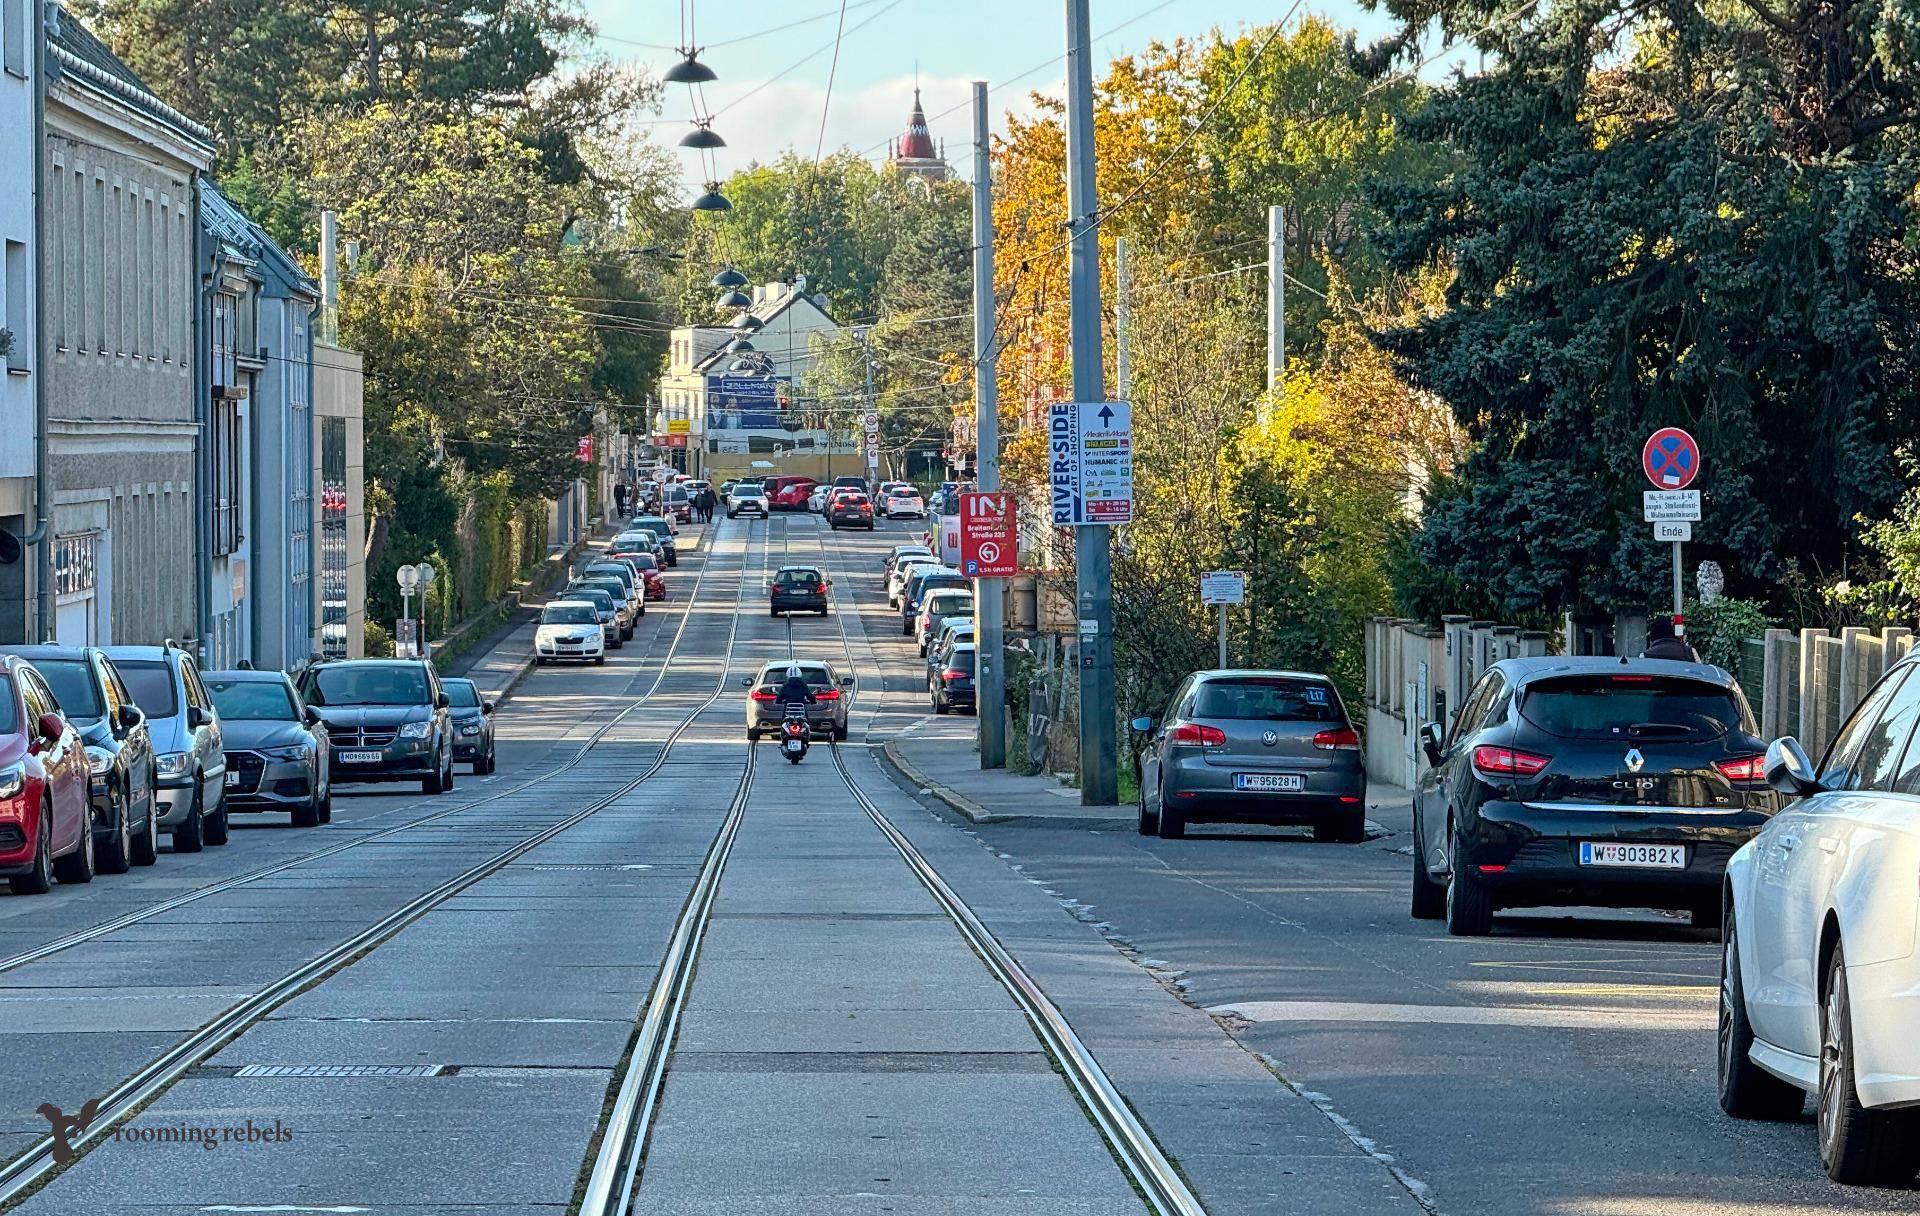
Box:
(779, 707), (811, 764)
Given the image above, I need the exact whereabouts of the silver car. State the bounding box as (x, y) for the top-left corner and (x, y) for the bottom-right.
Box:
(742, 660), (855, 742)
(1133, 670), (1366, 842)
(103, 644), (230, 852)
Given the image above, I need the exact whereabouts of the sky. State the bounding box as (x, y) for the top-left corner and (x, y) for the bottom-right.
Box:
(583, 0), (1413, 190)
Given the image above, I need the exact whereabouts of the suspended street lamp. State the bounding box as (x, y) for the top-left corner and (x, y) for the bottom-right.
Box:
(691, 182), (732, 212)
(715, 288), (752, 309)
(680, 119), (726, 149)
(711, 266), (749, 289)
(663, 50), (717, 84)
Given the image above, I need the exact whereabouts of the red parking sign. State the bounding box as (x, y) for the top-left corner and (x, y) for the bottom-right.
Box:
(959, 492), (1018, 578)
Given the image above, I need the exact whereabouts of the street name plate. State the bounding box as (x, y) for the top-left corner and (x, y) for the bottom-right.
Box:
(1642, 489), (1701, 523)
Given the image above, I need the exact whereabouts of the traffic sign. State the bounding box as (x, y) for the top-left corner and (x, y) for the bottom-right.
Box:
(1642, 427), (1700, 490)
(1200, 570), (1246, 605)
(862, 411), (879, 429)
(1643, 490), (1702, 522)
(1048, 401), (1134, 526)
(959, 492), (1018, 577)
(1653, 521), (1692, 542)
(396, 564), (419, 593)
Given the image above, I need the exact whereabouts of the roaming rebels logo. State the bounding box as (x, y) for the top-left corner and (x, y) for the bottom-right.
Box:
(37, 1098), (293, 1160)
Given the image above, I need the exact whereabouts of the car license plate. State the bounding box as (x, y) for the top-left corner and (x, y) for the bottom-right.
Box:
(340, 750), (383, 764)
(1235, 773), (1305, 792)
(1579, 841), (1687, 869)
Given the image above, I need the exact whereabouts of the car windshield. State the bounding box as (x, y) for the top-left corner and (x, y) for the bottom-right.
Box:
(760, 664), (831, 688)
(115, 660), (179, 718)
(629, 554), (659, 571)
(443, 681), (480, 708)
(32, 658), (104, 720)
(305, 665), (430, 707)
(586, 566), (632, 585)
(1519, 675), (1746, 738)
(924, 593), (971, 616)
(1192, 677), (1342, 722)
(948, 651), (977, 675)
(775, 570), (821, 586)
(543, 604), (598, 625)
(567, 588), (615, 612)
(0, 674), (16, 734)
(207, 679), (300, 721)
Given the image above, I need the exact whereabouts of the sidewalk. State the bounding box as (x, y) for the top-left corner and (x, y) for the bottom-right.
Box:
(884, 717), (1415, 833)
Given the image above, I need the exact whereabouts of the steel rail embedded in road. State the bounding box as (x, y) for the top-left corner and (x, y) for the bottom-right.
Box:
(0, 522), (765, 1210)
(0, 521), (740, 980)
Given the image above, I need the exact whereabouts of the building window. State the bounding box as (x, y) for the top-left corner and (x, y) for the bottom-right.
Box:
(319, 416), (349, 658)
(2, 240), (25, 371)
(54, 532), (99, 597)
(212, 291), (237, 389)
(3, 0), (27, 78)
(211, 397), (240, 555)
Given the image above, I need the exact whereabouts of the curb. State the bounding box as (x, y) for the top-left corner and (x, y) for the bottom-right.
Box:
(490, 653), (539, 708)
(879, 741), (1010, 824)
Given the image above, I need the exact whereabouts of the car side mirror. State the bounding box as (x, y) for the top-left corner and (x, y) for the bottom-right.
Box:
(118, 703), (143, 731)
(1421, 722), (1445, 766)
(186, 704), (209, 730)
(1130, 715), (1156, 733)
(37, 712), (64, 743)
(436, 693), (449, 709)
(482, 700), (496, 715)
(840, 675), (855, 687)
(739, 676), (753, 688)
(304, 705), (323, 726)
(1765, 736), (1823, 798)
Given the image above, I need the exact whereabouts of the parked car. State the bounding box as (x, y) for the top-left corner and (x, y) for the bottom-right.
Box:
(828, 492), (876, 531)
(1720, 655), (1920, 1184)
(743, 660), (855, 741)
(899, 566), (968, 635)
(884, 490), (928, 519)
(1, 645), (158, 871)
(928, 619), (975, 675)
(297, 659), (456, 795)
(832, 475), (869, 494)
(916, 589), (973, 654)
(442, 677), (497, 774)
(535, 600), (606, 665)
(728, 483), (771, 518)
(887, 555), (941, 607)
(770, 566), (831, 617)
(1411, 657), (1775, 936)
(1133, 670), (1366, 843)
(885, 543), (933, 575)
(573, 574), (638, 633)
(765, 476), (819, 511)
(0, 655), (95, 892)
(105, 643), (230, 852)
(930, 643), (977, 716)
(807, 485), (832, 513)
(624, 551), (668, 600)
(581, 559), (646, 619)
(564, 584), (628, 648)
(204, 669), (331, 827)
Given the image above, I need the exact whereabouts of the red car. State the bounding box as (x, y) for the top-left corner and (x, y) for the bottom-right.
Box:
(628, 551), (669, 600)
(766, 476), (819, 511)
(0, 655), (96, 894)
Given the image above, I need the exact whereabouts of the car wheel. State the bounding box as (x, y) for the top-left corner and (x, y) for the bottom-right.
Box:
(1691, 903), (1723, 939)
(1819, 941), (1920, 1184)
(318, 790), (333, 824)
(172, 785), (206, 853)
(442, 750), (456, 793)
(130, 790), (159, 866)
(835, 722), (849, 742)
(292, 794), (322, 828)
(423, 758), (446, 795)
(1410, 833), (1447, 920)
(1156, 803), (1186, 839)
(1719, 908), (1805, 1120)
(771, 608), (781, 618)
(902, 618), (913, 636)
(933, 693), (947, 714)
(97, 785), (133, 874)
(9, 810), (54, 894)
(1137, 783), (1160, 836)
(52, 801), (96, 884)
(1314, 811), (1367, 844)
(595, 655), (606, 665)
(1444, 831), (1494, 936)
(203, 788), (231, 846)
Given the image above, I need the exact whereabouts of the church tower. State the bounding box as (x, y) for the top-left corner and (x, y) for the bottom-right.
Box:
(886, 88), (951, 183)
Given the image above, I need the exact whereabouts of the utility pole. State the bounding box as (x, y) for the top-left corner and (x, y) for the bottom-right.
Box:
(972, 80), (1006, 771)
(860, 330), (876, 486)
(1115, 237), (1131, 400)
(1265, 203), (1284, 421)
(1065, 0), (1116, 806)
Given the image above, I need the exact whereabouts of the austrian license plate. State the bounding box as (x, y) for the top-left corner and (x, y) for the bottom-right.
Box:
(1235, 773), (1305, 792)
(340, 750), (383, 764)
(1579, 841), (1687, 869)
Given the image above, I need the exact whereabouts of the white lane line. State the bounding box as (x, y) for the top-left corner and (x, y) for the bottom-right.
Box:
(1209, 999), (1716, 1031)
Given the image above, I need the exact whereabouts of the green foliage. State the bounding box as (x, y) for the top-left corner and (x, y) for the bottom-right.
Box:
(1682, 597), (1773, 670)
(363, 620), (395, 658)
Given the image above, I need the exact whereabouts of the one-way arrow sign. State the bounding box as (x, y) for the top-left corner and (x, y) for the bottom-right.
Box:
(1097, 404), (1114, 425)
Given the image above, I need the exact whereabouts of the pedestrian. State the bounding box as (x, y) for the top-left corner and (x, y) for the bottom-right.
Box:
(698, 486), (717, 522)
(1641, 616), (1698, 662)
(614, 482), (630, 517)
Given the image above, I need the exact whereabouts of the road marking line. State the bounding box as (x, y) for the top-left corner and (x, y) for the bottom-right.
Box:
(1209, 999), (1715, 1031)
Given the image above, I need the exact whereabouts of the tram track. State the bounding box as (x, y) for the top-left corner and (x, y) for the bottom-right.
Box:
(0, 519), (772, 1209)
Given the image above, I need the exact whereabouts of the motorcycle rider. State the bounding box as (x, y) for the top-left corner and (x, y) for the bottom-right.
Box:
(776, 664), (816, 713)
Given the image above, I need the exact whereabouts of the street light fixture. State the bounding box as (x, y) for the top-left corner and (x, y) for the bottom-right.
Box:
(716, 288), (752, 308)
(691, 182), (732, 212)
(663, 51), (718, 84)
(711, 266), (749, 289)
(680, 120), (726, 149)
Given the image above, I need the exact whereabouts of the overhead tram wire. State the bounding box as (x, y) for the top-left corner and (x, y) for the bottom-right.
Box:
(813, 0), (853, 167)
(710, 0), (911, 120)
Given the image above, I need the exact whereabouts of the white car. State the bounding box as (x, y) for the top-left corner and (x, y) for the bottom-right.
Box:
(807, 485), (832, 513)
(1721, 662), (1920, 1185)
(886, 556), (940, 607)
(884, 491), (927, 519)
(533, 600), (605, 666)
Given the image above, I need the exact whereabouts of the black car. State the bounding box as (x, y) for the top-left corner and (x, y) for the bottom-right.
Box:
(1412, 657), (1776, 936)
(931, 643), (977, 715)
(443, 677), (497, 773)
(627, 516), (679, 567)
(0, 645), (158, 871)
(204, 670), (332, 826)
(296, 660), (457, 795)
(769, 566), (830, 617)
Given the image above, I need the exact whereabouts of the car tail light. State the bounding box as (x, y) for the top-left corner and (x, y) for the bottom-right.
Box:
(1312, 727), (1360, 751)
(943, 671), (967, 682)
(749, 690), (777, 702)
(814, 688), (841, 701)
(1472, 745), (1551, 777)
(1715, 755), (1767, 783)
(1168, 722), (1226, 748)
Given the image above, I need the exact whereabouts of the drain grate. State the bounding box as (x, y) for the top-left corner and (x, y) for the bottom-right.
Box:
(234, 1064), (445, 1078)
(521, 864), (655, 871)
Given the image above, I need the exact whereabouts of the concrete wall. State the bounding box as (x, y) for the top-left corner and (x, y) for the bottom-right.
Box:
(42, 88), (210, 646)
